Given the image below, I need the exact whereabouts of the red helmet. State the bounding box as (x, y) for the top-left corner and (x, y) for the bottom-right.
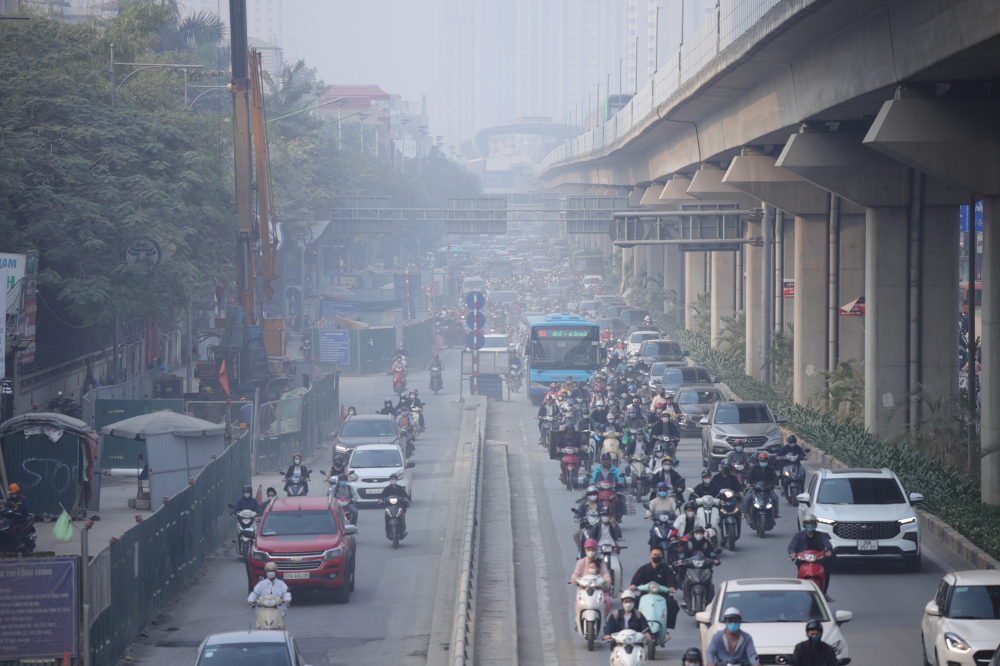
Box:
(583, 539), (599, 549)
(758, 451), (770, 460)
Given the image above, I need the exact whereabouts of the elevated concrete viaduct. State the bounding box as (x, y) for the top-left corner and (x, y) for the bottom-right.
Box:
(539, 0), (1000, 501)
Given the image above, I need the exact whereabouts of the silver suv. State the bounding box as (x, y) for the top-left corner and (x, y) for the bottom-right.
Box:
(700, 401), (786, 471)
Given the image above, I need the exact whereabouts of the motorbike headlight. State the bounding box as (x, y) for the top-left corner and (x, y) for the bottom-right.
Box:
(263, 597), (277, 607)
(765, 503), (773, 508)
(829, 640), (843, 655)
(322, 547), (343, 561)
(783, 469), (790, 476)
(944, 633), (971, 653)
(622, 633), (636, 645)
(754, 502), (762, 508)
(250, 550), (269, 562)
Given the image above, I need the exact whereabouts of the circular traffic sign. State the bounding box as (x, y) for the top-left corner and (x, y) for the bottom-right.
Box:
(466, 291), (486, 310)
(465, 311), (487, 330)
(465, 332), (486, 351)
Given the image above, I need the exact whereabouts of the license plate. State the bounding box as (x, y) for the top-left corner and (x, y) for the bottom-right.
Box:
(281, 572), (310, 580)
(744, 447), (758, 452)
(364, 489), (382, 495)
(857, 540), (878, 551)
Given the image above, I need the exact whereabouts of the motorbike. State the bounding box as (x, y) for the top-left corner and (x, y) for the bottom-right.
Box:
(601, 432), (622, 467)
(253, 594), (286, 630)
(392, 369), (407, 395)
(694, 495), (721, 550)
(575, 513), (600, 557)
(228, 507), (258, 560)
(284, 472), (310, 497)
(646, 509), (675, 553)
(595, 481), (620, 520)
(676, 550), (717, 615)
(0, 506), (36, 554)
(600, 543), (624, 599)
(626, 453), (649, 501)
(382, 496), (407, 549)
(578, 428), (596, 473)
(778, 452), (808, 506)
(730, 459), (748, 485)
(607, 629), (647, 665)
(746, 481), (777, 538)
(572, 574), (607, 651)
(793, 550), (828, 592)
(636, 581), (670, 658)
(399, 425), (416, 457)
(560, 446), (581, 490)
(538, 415), (556, 447)
(652, 434), (677, 459)
(429, 367), (443, 394)
(716, 489), (742, 552)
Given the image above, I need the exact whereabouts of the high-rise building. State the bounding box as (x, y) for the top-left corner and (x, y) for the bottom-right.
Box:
(183, 0), (282, 49)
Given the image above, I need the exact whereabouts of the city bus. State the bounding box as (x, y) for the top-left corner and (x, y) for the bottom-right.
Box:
(526, 313), (602, 404)
(571, 249), (605, 277)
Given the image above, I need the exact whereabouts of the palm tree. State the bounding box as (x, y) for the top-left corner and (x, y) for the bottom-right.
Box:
(714, 311), (746, 367)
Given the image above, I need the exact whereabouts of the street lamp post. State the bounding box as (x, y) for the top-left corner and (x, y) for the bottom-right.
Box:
(110, 44), (204, 107)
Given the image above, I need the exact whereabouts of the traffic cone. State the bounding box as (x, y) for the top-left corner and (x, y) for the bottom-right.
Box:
(63, 652), (70, 666)
(255, 485), (263, 504)
(340, 405), (346, 421)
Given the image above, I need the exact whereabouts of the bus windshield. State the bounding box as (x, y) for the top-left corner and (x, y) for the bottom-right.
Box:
(529, 326), (599, 366)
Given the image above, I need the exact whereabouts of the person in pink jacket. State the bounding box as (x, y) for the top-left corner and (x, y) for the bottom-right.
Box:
(570, 539), (612, 615)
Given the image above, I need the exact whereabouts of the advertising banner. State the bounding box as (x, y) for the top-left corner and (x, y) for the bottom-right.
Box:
(19, 251), (38, 365)
(321, 300), (360, 318)
(782, 279), (794, 299)
(0, 557), (79, 660)
(0, 252), (26, 314)
(317, 329), (351, 365)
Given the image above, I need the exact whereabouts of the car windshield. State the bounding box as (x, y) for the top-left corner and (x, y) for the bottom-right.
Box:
(948, 585), (1000, 619)
(678, 390), (725, 405)
(720, 590), (829, 623)
(197, 643), (291, 666)
(816, 478), (906, 505)
(643, 341), (682, 355)
(529, 327), (599, 366)
(662, 367), (712, 385)
(259, 510), (338, 536)
(650, 362), (669, 376)
(714, 404), (773, 424)
(340, 420), (396, 437)
(483, 336), (508, 347)
(630, 332), (659, 343)
(350, 449), (403, 468)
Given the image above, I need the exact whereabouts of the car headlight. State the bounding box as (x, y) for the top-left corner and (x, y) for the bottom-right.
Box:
(829, 640), (843, 655)
(322, 547), (343, 561)
(767, 430), (781, 440)
(898, 516), (916, 524)
(250, 550), (269, 562)
(711, 429), (727, 441)
(348, 473), (359, 482)
(817, 517), (836, 525)
(336, 445), (349, 453)
(944, 633), (971, 653)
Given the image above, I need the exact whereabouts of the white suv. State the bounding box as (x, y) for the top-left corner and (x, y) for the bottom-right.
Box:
(796, 468), (924, 572)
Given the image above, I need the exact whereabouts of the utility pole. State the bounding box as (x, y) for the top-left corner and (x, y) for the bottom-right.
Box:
(229, 0), (255, 322)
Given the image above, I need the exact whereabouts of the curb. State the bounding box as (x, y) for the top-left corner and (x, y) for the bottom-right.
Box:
(801, 437), (1000, 571)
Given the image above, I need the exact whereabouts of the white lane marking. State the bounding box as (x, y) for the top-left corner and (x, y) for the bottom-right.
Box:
(518, 421), (561, 665)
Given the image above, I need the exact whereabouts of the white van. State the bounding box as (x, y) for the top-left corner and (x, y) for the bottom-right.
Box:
(583, 275), (602, 288)
(462, 276), (486, 294)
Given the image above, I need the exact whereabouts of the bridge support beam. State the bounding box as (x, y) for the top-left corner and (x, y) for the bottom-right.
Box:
(685, 252), (707, 331)
(711, 251), (736, 347)
(863, 98), (998, 501)
(777, 131), (965, 441)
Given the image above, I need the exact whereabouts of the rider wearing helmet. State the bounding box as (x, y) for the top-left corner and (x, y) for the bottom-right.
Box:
(645, 481), (678, 519)
(248, 562), (292, 615)
(573, 485), (603, 553)
(689, 469), (718, 500)
(788, 514), (835, 602)
(672, 500), (706, 539)
(791, 618), (838, 666)
(379, 398), (397, 416)
(231, 484), (260, 515)
(711, 458), (743, 495)
(583, 504), (622, 551)
(677, 524), (719, 564)
(590, 452), (627, 522)
(603, 588), (653, 644)
(706, 608), (760, 666)
(681, 647), (705, 666)
(570, 538), (612, 587)
(649, 456), (686, 499)
(777, 434), (807, 473)
(743, 451), (781, 518)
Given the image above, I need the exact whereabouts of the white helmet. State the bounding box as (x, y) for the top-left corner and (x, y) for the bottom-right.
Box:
(723, 607), (742, 620)
(620, 589), (640, 601)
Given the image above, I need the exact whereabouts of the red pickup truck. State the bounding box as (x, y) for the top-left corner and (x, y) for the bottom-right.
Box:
(248, 496), (357, 603)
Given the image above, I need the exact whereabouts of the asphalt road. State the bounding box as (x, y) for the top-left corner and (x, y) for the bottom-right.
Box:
(124, 350), (465, 666)
(491, 391), (972, 666)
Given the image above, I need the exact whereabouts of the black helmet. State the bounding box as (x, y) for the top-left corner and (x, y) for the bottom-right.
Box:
(683, 501), (697, 512)
(599, 505), (614, 516)
(242, 485), (253, 494)
(805, 618), (823, 635)
(385, 399), (393, 406)
(701, 468), (712, 477)
(681, 647), (703, 665)
(334, 454), (344, 462)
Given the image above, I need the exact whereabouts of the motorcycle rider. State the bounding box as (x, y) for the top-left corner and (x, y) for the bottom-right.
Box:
(711, 459), (743, 496)
(650, 410), (680, 442)
(590, 452), (627, 521)
(705, 607), (761, 666)
(248, 562), (291, 616)
(379, 399), (397, 416)
(742, 452), (781, 519)
(557, 423), (584, 452)
(4, 484), (29, 525)
(429, 354), (444, 373)
(777, 434), (807, 474)
(629, 546), (682, 637)
(396, 343), (409, 360)
(649, 457), (686, 499)
(406, 391), (425, 432)
(537, 395), (558, 443)
(261, 487), (278, 512)
(645, 482), (678, 519)
(787, 514), (835, 602)
(681, 647), (705, 666)
(330, 474), (359, 525)
(230, 485), (260, 516)
(323, 455), (348, 484)
(790, 618), (840, 666)
(651, 388), (668, 411)
(508, 349), (523, 383)
(662, 393), (681, 417)
(345, 406), (357, 417)
(573, 485), (602, 555)
(689, 470), (718, 500)
(672, 501), (706, 539)
(283, 454), (310, 495)
(570, 539), (612, 587)
(603, 589), (653, 646)
(379, 473), (410, 536)
(677, 525), (719, 563)
(583, 505), (622, 550)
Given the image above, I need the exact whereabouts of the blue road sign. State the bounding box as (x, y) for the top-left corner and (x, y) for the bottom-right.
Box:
(466, 331), (486, 350)
(466, 311), (487, 330)
(466, 291), (486, 310)
(961, 201), (983, 233)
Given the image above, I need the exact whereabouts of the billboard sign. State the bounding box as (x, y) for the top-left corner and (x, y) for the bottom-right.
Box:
(0, 252), (26, 314)
(782, 279), (794, 299)
(320, 300), (360, 318)
(317, 329), (350, 364)
(0, 557), (79, 660)
(960, 201), (983, 233)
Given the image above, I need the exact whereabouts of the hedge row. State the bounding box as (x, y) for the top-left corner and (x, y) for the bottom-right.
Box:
(661, 320), (1000, 562)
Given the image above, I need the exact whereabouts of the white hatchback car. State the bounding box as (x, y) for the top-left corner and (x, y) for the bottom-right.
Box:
(347, 443), (414, 504)
(695, 578), (852, 663)
(796, 467), (923, 572)
(921, 570), (1000, 666)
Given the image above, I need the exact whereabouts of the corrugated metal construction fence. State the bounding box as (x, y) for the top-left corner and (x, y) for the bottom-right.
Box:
(402, 318), (434, 367)
(314, 319), (435, 375)
(87, 432), (251, 666)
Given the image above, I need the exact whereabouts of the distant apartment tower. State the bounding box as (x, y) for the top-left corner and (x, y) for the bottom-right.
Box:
(185, 0), (282, 48)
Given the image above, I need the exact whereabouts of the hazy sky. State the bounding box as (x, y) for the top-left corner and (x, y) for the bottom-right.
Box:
(283, 0), (445, 104)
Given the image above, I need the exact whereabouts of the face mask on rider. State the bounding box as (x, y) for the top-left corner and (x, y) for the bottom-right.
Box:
(243, 492), (251, 499)
(694, 532), (705, 541)
(655, 451), (665, 458)
(685, 511), (695, 518)
(810, 635), (820, 644)
(390, 480), (397, 486)
(266, 571), (276, 580)
(760, 462), (769, 468)
(339, 481), (347, 487)
(657, 491), (667, 498)
(651, 554), (664, 564)
(664, 463), (673, 471)
(805, 525), (816, 533)
(586, 550), (598, 560)
(726, 622), (740, 633)
(622, 601), (635, 611)
(293, 458), (301, 465)
(734, 445), (743, 452)
(601, 516), (610, 524)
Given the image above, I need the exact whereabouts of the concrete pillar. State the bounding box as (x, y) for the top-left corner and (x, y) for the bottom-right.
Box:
(634, 244), (648, 288)
(685, 252), (707, 331)
(921, 207), (960, 403)
(865, 207), (909, 439)
(793, 212), (829, 404)
(647, 245), (665, 291)
(663, 245), (682, 317)
(745, 220), (763, 379)
(621, 246), (632, 293)
(711, 251), (736, 347)
(983, 197), (1000, 503)
(780, 221), (795, 333)
(838, 214), (866, 365)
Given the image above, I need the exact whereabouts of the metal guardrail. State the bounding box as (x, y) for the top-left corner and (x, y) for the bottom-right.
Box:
(452, 418), (484, 666)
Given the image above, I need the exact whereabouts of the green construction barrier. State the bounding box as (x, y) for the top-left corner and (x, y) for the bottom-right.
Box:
(403, 318), (433, 366)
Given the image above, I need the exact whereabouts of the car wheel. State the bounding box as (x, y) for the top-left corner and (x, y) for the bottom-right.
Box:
(921, 635), (932, 666)
(348, 556), (356, 592)
(904, 553), (922, 573)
